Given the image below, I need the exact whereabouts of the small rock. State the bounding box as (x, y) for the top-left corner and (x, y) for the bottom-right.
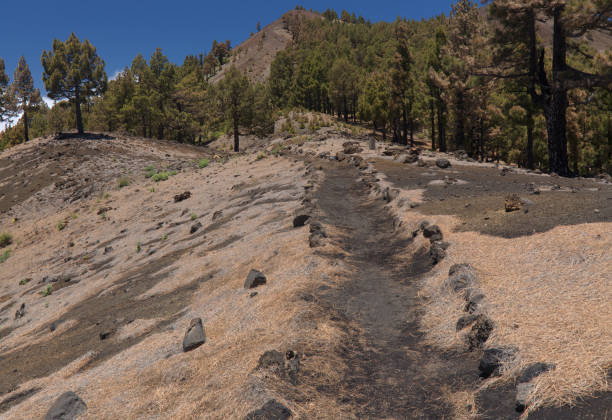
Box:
(244, 269), (267, 289)
(309, 231), (326, 248)
(467, 315), (494, 350)
(456, 314), (479, 331)
(335, 151), (346, 161)
(423, 225), (443, 242)
(44, 391), (87, 420)
(429, 242), (446, 264)
(99, 330), (114, 340)
(368, 137), (376, 150)
(245, 400), (292, 420)
(445, 265), (476, 293)
(190, 222), (202, 234)
(417, 159), (428, 167)
(249, 292), (258, 298)
(436, 158), (451, 169)
(174, 191), (192, 203)
(293, 214), (310, 228)
(103, 246), (113, 255)
(594, 209), (601, 214)
(518, 362), (555, 383)
(382, 187), (400, 203)
(14, 303), (26, 319)
(309, 221), (324, 233)
(505, 194), (522, 212)
(182, 318), (206, 352)
(479, 347), (516, 378)
(464, 292), (485, 313)
(212, 210), (223, 221)
(515, 382), (535, 413)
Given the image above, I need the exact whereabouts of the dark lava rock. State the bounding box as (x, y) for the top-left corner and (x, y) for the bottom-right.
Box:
(44, 391), (87, 420)
(429, 242), (446, 264)
(285, 350), (300, 383)
(14, 303), (26, 319)
(445, 266), (476, 293)
(97, 206), (112, 215)
(174, 191), (191, 203)
(309, 221), (323, 233)
(212, 210), (223, 221)
(245, 399), (292, 420)
(244, 269), (267, 289)
(479, 347), (516, 378)
(449, 263), (471, 276)
(99, 330), (114, 340)
(467, 315), (494, 350)
(309, 231), (326, 248)
(190, 222), (202, 234)
(293, 214), (310, 228)
(464, 292), (486, 313)
(383, 187), (400, 203)
(518, 362), (555, 383)
(436, 158), (451, 169)
(368, 137), (376, 150)
(103, 246), (113, 255)
(256, 350), (285, 373)
(423, 225), (443, 242)
(456, 314), (480, 331)
(182, 318), (206, 352)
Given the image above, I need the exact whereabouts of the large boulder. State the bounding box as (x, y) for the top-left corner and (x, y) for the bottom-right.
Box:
(44, 391), (87, 420)
(445, 264), (476, 293)
(505, 194), (522, 212)
(244, 270), (267, 289)
(182, 318), (206, 352)
(245, 400), (292, 420)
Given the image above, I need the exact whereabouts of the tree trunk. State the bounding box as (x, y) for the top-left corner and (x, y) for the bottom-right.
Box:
(75, 89), (84, 134)
(455, 91), (465, 150)
(343, 95), (348, 123)
(548, 6), (570, 176)
(23, 107), (29, 142)
(526, 108), (535, 170)
(402, 107), (408, 145)
(438, 100), (447, 152)
(430, 99), (436, 151)
(233, 117), (240, 152)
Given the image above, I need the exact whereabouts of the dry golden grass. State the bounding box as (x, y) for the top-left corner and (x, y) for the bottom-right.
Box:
(372, 167), (612, 415)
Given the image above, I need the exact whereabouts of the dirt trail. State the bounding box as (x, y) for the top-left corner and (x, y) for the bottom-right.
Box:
(313, 162), (480, 418)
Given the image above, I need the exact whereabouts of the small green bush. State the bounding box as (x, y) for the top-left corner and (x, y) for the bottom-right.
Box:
(20, 278), (31, 286)
(57, 221), (66, 231)
(256, 152), (267, 160)
(191, 213), (198, 220)
(198, 158), (210, 168)
(119, 178), (129, 188)
(0, 250), (10, 263)
(0, 233), (12, 248)
(136, 242), (142, 253)
(151, 172), (169, 182)
(41, 285), (53, 297)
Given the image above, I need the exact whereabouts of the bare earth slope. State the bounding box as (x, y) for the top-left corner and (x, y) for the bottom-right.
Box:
(1, 129), (611, 419)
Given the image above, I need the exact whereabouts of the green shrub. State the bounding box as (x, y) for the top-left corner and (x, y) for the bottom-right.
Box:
(0, 233), (12, 248)
(119, 178), (129, 188)
(198, 158), (210, 168)
(256, 152), (267, 160)
(41, 285), (53, 297)
(19, 278), (31, 286)
(136, 242), (142, 253)
(191, 213), (198, 220)
(57, 221), (66, 231)
(151, 172), (169, 182)
(0, 250), (10, 263)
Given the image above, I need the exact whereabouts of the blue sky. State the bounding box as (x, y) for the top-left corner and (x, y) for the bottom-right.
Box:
(0, 0), (455, 97)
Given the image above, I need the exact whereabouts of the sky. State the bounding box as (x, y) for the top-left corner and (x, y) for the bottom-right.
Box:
(0, 0), (455, 129)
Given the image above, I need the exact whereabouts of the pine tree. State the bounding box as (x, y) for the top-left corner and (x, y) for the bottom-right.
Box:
(218, 66), (252, 152)
(11, 57), (42, 141)
(41, 33), (107, 134)
(485, 0), (612, 175)
(0, 58), (14, 124)
(390, 21), (416, 145)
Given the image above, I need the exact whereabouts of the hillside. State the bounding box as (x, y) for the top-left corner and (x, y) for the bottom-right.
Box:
(0, 122), (611, 418)
(210, 10), (320, 84)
